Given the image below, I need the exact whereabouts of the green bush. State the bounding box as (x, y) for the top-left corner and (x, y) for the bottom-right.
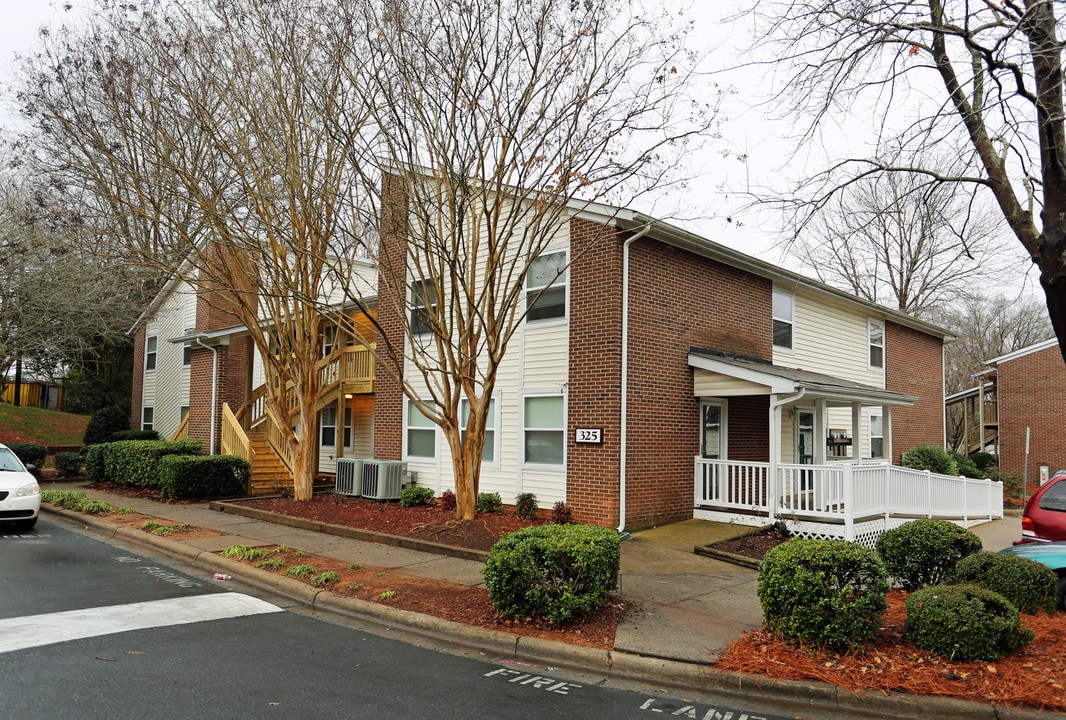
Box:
(157, 454), (249, 499)
(83, 444), (107, 481)
(900, 444), (958, 475)
(483, 524), (620, 624)
(875, 519), (982, 590)
(6, 442), (46, 470)
(905, 584), (1034, 661)
(399, 485), (435, 507)
(955, 551), (1059, 614)
(55, 452), (82, 478)
(949, 452), (982, 478)
(477, 492), (503, 513)
(103, 439), (202, 489)
(969, 452), (998, 472)
(111, 429), (160, 442)
(515, 492), (538, 520)
(757, 538), (888, 649)
(83, 405), (130, 446)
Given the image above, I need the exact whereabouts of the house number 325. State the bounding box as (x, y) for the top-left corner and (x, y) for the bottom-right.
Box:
(575, 428), (602, 444)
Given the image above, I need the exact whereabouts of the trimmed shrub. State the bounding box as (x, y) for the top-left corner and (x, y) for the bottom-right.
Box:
(551, 500), (572, 524)
(55, 452), (82, 478)
(757, 538), (888, 649)
(83, 444), (107, 481)
(157, 454), (249, 499)
(103, 439), (202, 489)
(900, 444), (958, 475)
(875, 519), (982, 590)
(111, 429), (160, 442)
(483, 524), (620, 624)
(949, 452), (982, 479)
(969, 452), (998, 472)
(955, 551), (1059, 615)
(83, 405), (130, 446)
(905, 584), (1034, 661)
(7, 442), (46, 470)
(438, 489), (456, 512)
(399, 485), (435, 507)
(477, 492), (503, 513)
(515, 492), (538, 520)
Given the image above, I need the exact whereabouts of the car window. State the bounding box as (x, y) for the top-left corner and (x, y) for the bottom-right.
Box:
(1038, 480), (1066, 512)
(0, 449), (24, 472)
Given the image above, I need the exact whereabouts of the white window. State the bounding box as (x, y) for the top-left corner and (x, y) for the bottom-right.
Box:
(182, 343), (192, 366)
(320, 406), (337, 447)
(142, 406), (154, 432)
(410, 280), (437, 335)
(524, 395), (564, 465)
(869, 411), (884, 459)
(526, 252), (567, 322)
(406, 400), (437, 458)
(460, 397), (496, 462)
(700, 400), (727, 460)
(868, 320), (885, 370)
(323, 325), (338, 357)
(772, 289), (793, 350)
(145, 336), (158, 371)
(343, 407), (352, 448)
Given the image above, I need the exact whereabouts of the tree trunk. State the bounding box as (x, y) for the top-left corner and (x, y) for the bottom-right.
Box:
(291, 392), (319, 501)
(444, 399), (488, 521)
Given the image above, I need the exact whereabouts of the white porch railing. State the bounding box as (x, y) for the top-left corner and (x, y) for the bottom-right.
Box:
(694, 458), (1004, 547)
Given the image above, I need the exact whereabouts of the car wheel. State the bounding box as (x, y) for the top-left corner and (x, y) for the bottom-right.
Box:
(13, 516), (37, 531)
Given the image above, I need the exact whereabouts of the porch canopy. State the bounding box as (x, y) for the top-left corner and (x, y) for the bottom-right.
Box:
(687, 347), (916, 464)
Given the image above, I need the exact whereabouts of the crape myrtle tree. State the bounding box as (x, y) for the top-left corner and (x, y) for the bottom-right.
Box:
(15, 0), (370, 501)
(330, 0), (717, 520)
(743, 1), (1066, 362)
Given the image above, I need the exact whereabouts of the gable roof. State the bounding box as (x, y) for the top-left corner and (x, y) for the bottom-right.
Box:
(986, 337), (1059, 366)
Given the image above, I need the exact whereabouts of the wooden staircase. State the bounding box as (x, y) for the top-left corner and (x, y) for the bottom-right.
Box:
(247, 429), (294, 496)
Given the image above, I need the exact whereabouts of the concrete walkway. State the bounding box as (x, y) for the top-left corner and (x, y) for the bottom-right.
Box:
(38, 483), (1034, 720)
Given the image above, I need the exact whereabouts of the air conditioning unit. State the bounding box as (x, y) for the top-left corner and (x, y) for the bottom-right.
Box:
(334, 458), (365, 496)
(361, 460), (404, 500)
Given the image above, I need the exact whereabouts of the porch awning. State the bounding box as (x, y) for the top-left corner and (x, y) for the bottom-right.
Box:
(688, 348), (917, 407)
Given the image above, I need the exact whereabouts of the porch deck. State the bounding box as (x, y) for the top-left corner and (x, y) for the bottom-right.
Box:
(694, 458), (1004, 548)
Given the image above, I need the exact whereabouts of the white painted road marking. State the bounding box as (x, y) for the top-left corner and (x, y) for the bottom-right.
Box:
(0, 593), (282, 654)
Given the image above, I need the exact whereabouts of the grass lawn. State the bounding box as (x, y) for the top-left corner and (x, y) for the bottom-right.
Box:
(0, 403), (89, 447)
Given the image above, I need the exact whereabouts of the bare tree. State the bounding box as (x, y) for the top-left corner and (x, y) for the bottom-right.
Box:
(790, 167), (1013, 318)
(332, 0), (717, 520)
(742, 0), (1066, 360)
(15, 0), (369, 500)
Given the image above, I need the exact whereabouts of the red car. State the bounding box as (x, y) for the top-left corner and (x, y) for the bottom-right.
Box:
(1018, 470), (1066, 544)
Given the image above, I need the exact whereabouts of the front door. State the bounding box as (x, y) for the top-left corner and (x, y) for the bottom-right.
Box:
(797, 410), (814, 490)
(701, 400), (725, 459)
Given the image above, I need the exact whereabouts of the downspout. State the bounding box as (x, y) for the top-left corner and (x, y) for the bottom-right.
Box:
(618, 224), (652, 534)
(769, 388), (806, 522)
(193, 337), (219, 455)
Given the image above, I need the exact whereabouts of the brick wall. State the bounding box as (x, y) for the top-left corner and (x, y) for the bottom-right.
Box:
(373, 173), (407, 460)
(885, 321), (945, 462)
(130, 327), (146, 429)
(567, 230), (773, 530)
(998, 344), (1066, 478)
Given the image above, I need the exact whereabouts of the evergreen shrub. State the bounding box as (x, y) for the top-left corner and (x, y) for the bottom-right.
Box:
(55, 452), (82, 478)
(83, 405), (130, 446)
(399, 485), (435, 507)
(483, 524), (620, 623)
(955, 551), (1059, 614)
(103, 439), (202, 489)
(477, 492), (503, 513)
(157, 454), (249, 499)
(905, 584), (1034, 661)
(757, 538), (888, 649)
(875, 519), (982, 590)
(515, 492), (538, 520)
(7, 442), (46, 470)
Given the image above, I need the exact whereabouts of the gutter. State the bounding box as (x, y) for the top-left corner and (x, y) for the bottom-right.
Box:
(617, 224), (652, 534)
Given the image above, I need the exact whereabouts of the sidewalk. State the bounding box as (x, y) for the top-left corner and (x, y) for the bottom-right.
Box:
(39, 483), (1034, 720)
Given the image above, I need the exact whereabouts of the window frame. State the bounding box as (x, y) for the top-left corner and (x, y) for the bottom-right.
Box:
(182, 342), (192, 366)
(142, 406), (154, 432)
(409, 280), (438, 336)
(460, 396), (498, 465)
(772, 288), (794, 351)
(405, 399), (438, 460)
(145, 335), (158, 371)
(320, 406), (337, 448)
(868, 319), (885, 371)
(522, 393), (566, 467)
(868, 410), (885, 459)
(525, 251), (568, 323)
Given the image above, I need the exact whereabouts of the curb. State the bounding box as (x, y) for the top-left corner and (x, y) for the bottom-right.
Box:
(40, 505), (1051, 720)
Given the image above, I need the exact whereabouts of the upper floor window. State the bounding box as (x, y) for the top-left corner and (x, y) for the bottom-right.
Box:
(772, 289), (793, 350)
(868, 320), (885, 370)
(182, 343), (192, 366)
(410, 280), (438, 336)
(145, 336), (158, 371)
(526, 252), (567, 322)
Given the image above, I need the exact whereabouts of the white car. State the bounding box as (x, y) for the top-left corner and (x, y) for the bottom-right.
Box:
(0, 443), (40, 531)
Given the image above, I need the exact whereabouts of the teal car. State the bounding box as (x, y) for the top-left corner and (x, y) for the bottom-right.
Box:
(1000, 542), (1066, 610)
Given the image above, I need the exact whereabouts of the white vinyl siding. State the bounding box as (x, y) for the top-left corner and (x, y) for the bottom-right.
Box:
(140, 280), (195, 441)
